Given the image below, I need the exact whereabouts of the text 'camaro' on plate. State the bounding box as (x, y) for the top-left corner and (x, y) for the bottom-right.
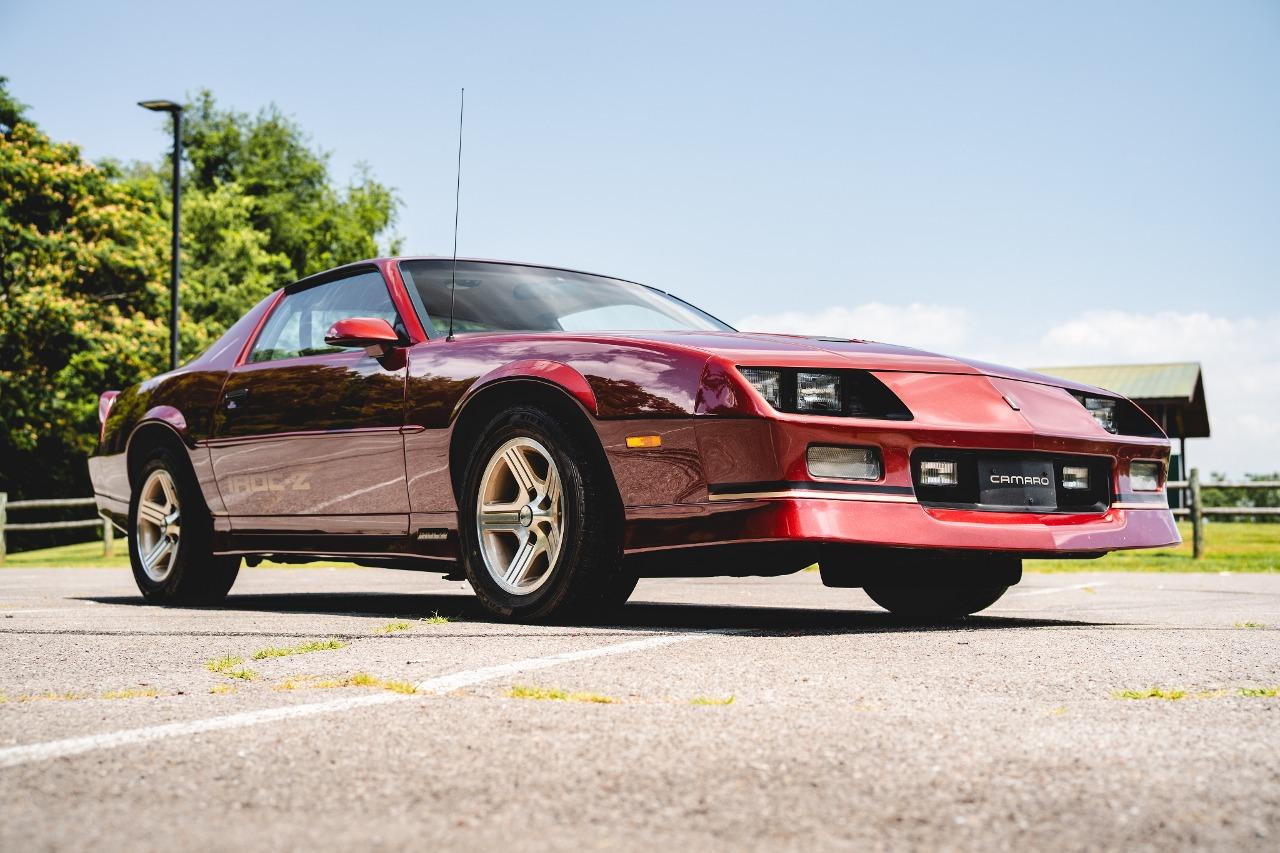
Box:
(89, 258), (1179, 621)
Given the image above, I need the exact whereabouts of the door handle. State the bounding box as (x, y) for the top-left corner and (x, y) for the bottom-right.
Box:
(224, 388), (249, 411)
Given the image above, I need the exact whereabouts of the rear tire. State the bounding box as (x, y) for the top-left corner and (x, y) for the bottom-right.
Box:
(129, 445), (239, 605)
(863, 585), (1008, 620)
(459, 405), (630, 622)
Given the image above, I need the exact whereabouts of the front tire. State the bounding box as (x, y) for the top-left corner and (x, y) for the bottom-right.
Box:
(129, 445), (239, 605)
(863, 585), (1008, 620)
(459, 405), (631, 622)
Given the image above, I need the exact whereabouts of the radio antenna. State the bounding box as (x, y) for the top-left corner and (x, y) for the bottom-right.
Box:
(446, 87), (465, 341)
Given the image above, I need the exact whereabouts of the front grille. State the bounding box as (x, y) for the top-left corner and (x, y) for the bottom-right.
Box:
(911, 449), (1111, 513)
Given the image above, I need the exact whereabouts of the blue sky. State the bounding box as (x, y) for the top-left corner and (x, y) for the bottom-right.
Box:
(3, 1), (1278, 473)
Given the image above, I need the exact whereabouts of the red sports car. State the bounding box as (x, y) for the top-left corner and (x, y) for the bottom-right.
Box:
(89, 257), (1179, 621)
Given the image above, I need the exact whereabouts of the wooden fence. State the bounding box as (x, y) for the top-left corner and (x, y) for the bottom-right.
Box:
(0, 494), (113, 565)
(1167, 469), (1279, 559)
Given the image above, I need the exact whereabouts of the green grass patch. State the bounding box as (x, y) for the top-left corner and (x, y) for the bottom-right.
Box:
(375, 621), (412, 634)
(1234, 622), (1265, 629)
(102, 687), (159, 700)
(1117, 685), (1280, 700)
(312, 672), (416, 694)
(251, 639), (346, 660)
(690, 695), (736, 706)
(209, 684), (237, 695)
(1, 540), (361, 570)
(205, 654), (257, 681)
(379, 678), (418, 695)
(206, 654), (243, 674)
(1238, 686), (1279, 697)
(1114, 687), (1187, 701)
(420, 612), (453, 625)
(507, 685), (568, 701)
(3, 691), (84, 702)
(1029, 521), (1280, 573)
(505, 685), (618, 704)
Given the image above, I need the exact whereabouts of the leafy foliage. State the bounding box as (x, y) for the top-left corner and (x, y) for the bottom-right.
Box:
(1203, 472), (1280, 521)
(0, 78), (399, 535)
(181, 91), (400, 279)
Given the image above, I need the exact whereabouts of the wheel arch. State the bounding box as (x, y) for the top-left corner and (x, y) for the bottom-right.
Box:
(125, 417), (215, 514)
(447, 377), (618, 510)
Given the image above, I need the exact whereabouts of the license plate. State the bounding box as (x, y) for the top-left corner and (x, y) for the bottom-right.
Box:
(978, 458), (1056, 509)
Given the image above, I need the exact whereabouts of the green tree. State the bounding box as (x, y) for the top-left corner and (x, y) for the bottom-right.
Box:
(0, 79), (400, 541)
(1, 79), (170, 500)
(180, 91), (400, 279)
(1203, 472), (1280, 522)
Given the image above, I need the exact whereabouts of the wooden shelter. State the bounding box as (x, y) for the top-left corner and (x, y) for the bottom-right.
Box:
(1032, 362), (1209, 499)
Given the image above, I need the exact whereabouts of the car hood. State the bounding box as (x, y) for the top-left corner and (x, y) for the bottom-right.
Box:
(595, 331), (1113, 397)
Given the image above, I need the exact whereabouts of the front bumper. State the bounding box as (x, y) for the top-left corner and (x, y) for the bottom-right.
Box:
(624, 496), (1180, 554)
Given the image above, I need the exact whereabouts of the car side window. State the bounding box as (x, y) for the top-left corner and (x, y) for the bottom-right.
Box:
(249, 271), (400, 363)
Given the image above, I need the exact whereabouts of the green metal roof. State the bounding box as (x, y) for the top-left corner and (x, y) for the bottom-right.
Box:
(1031, 362), (1201, 401)
(1030, 362), (1209, 438)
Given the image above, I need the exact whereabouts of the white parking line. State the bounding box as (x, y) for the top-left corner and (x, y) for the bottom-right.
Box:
(1008, 581), (1109, 598)
(0, 631), (712, 770)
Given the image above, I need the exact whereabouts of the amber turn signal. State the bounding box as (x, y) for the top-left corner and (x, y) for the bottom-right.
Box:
(625, 435), (662, 449)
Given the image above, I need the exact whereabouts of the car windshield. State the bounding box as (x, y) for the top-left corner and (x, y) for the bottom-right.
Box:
(399, 260), (733, 336)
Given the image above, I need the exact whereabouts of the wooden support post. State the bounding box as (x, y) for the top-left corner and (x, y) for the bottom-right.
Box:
(0, 492), (7, 566)
(1189, 467), (1204, 560)
(101, 514), (114, 558)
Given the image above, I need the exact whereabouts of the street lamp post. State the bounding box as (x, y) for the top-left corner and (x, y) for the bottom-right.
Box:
(138, 99), (184, 371)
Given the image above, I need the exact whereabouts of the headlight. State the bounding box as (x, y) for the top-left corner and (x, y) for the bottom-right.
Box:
(735, 366), (913, 420)
(739, 367), (782, 409)
(797, 372), (842, 413)
(1130, 460), (1163, 492)
(1072, 393), (1118, 434)
(807, 445), (881, 480)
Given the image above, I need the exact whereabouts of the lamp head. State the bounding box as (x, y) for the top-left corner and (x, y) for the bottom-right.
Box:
(138, 99), (182, 113)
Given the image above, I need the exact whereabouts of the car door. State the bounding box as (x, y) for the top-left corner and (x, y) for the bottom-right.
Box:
(207, 268), (410, 539)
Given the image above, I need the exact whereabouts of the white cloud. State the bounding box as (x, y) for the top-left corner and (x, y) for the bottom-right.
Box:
(733, 305), (1280, 476)
(738, 303), (973, 352)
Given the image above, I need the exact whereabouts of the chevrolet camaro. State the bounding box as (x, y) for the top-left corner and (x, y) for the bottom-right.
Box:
(89, 258), (1179, 621)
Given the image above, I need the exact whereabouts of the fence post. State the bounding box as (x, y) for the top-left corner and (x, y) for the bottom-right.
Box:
(101, 513), (114, 558)
(0, 492), (7, 566)
(1189, 467), (1204, 560)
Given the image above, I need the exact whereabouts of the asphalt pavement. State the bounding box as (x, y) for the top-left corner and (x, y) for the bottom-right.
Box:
(1, 566), (1277, 851)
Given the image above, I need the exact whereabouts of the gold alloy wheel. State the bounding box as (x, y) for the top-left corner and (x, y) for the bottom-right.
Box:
(476, 437), (564, 595)
(135, 468), (182, 582)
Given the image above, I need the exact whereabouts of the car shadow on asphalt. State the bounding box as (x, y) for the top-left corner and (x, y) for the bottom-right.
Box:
(78, 591), (1107, 635)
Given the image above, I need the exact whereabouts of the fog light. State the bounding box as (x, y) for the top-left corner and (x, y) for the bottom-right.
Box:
(1130, 461), (1162, 492)
(919, 459), (958, 486)
(1061, 465), (1090, 490)
(807, 446), (880, 480)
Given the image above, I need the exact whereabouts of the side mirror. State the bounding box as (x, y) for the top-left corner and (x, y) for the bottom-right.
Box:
(324, 317), (401, 358)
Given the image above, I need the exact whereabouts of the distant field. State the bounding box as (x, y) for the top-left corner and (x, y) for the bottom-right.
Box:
(4, 521), (1277, 573)
(1028, 521), (1279, 573)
